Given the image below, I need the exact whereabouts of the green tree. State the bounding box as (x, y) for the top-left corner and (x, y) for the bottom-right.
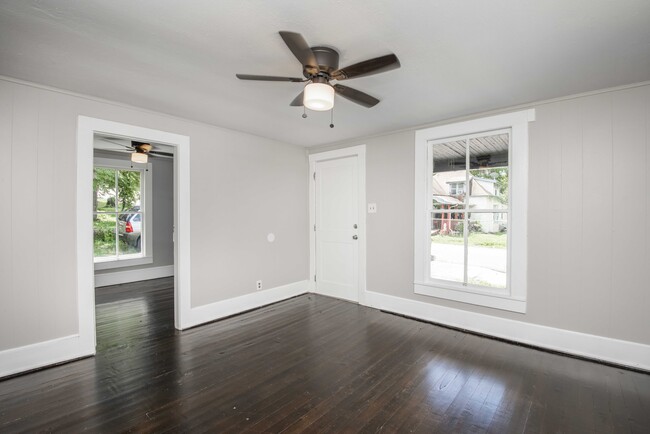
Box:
(93, 168), (141, 213)
(117, 170), (140, 211)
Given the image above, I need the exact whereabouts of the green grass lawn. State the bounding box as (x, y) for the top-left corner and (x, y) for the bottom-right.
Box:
(432, 232), (507, 248)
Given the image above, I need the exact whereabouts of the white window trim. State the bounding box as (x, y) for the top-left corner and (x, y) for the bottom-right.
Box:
(414, 109), (534, 313)
(93, 157), (153, 270)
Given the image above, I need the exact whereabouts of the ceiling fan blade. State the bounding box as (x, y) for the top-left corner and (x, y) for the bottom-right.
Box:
(279, 31), (318, 68)
(149, 150), (174, 157)
(236, 74), (304, 82)
(98, 138), (134, 150)
(333, 84), (380, 108)
(290, 91), (304, 106)
(331, 54), (400, 81)
(95, 147), (134, 154)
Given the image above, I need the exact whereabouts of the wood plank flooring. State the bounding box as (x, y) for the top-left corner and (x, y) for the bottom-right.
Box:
(1, 277), (649, 433)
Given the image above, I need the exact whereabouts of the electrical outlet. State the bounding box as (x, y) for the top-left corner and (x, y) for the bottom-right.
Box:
(256, 280), (263, 290)
(367, 203), (377, 213)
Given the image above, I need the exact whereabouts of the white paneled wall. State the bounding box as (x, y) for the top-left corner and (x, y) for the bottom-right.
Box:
(0, 78), (309, 354)
(312, 83), (650, 347)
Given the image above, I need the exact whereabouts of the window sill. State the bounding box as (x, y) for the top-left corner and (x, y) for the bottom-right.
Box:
(94, 256), (153, 271)
(414, 282), (526, 313)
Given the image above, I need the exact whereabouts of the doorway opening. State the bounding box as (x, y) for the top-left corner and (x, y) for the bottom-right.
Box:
(76, 117), (191, 357)
(92, 134), (175, 347)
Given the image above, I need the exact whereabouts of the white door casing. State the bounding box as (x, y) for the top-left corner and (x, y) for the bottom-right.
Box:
(77, 116), (192, 347)
(309, 145), (366, 303)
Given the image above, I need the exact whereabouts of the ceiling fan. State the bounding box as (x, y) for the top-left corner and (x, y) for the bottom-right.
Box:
(449, 155), (508, 170)
(97, 138), (173, 163)
(236, 31), (400, 125)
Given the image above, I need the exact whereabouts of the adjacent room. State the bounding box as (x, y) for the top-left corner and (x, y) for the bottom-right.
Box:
(1, 1), (649, 432)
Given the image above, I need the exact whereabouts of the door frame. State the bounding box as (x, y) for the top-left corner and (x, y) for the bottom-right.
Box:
(308, 145), (366, 303)
(76, 116), (192, 356)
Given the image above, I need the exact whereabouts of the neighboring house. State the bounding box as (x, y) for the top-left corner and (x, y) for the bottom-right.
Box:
(432, 170), (507, 234)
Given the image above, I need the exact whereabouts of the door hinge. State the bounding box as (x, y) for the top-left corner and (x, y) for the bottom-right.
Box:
(313, 172), (316, 180)
(313, 224), (316, 231)
(314, 274), (317, 282)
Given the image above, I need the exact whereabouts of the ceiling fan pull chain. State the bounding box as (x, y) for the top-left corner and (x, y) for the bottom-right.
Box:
(330, 107), (334, 128)
(302, 105), (307, 119)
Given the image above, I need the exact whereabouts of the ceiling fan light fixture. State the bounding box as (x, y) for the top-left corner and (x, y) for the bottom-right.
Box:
(303, 82), (334, 111)
(131, 152), (148, 164)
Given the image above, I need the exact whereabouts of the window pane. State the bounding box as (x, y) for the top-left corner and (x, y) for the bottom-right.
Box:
(94, 214), (116, 258)
(117, 170), (141, 212)
(118, 213), (143, 255)
(94, 167), (116, 212)
(466, 212), (507, 289)
(468, 132), (509, 207)
(430, 213), (465, 283)
(431, 139), (467, 210)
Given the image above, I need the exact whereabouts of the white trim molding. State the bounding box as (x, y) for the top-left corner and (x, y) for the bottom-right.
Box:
(363, 290), (650, 371)
(181, 280), (309, 330)
(95, 265), (175, 288)
(0, 335), (90, 379)
(414, 109), (534, 313)
(308, 145), (367, 304)
(77, 116), (192, 354)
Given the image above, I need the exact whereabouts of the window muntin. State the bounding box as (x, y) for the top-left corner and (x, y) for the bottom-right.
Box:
(93, 160), (149, 265)
(429, 130), (510, 292)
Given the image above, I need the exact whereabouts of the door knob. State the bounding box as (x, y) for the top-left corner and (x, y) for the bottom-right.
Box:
(352, 235), (358, 240)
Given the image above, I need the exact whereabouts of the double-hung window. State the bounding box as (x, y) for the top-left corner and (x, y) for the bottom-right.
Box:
(93, 158), (153, 270)
(414, 110), (534, 312)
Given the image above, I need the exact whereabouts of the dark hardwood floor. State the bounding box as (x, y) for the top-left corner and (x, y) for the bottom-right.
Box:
(1, 278), (649, 433)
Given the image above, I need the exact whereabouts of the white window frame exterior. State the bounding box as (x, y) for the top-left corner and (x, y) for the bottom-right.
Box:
(93, 157), (153, 270)
(414, 109), (534, 313)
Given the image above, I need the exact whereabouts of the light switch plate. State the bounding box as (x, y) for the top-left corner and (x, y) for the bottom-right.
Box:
(367, 203), (377, 213)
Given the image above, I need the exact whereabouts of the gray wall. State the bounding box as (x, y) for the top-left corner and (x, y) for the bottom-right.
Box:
(311, 84), (650, 346)
(0, 78), (309, 351)
(93, 149), (175, 276)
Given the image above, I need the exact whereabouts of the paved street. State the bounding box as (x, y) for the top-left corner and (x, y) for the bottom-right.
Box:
(431, 243), (506, 288)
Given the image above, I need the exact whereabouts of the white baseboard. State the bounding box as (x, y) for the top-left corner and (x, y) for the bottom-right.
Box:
(181, 280), (309, 330)
(0, 335), (95, 379)
(94, 265), (174, 287)
(363, 290), (650, 371)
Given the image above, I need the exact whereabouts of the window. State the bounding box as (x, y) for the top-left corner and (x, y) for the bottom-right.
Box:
(93, 158), (152, 270)
(414, 110), (534, 312)
(448, 182), (465, 196)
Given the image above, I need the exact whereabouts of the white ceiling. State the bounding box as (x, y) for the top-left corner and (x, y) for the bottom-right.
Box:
(1, 0), (649, 147)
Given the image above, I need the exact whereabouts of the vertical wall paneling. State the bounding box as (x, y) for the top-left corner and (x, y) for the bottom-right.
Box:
(312, 83), (650, 347)
(558, 99), (583, 331)
(0, 82), (14, 350)
(52, 95), (80, 336)
(10, 85), (40, 345)
(647, 88), (650, 326)
(540, 103), (564, 327)
(610, 88), (648, 343)
(526, 103), (550, 319)
(36, 91), (57, 340)
(580, 93), (614, 338)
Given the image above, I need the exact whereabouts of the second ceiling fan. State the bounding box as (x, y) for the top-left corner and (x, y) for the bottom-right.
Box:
(236, 31), (400, 115)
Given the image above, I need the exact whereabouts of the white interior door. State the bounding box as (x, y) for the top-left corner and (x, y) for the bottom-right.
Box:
(315, 156), (359, 302)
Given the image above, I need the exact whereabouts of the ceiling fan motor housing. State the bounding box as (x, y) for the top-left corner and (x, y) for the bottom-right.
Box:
(304, 46), (340, 77)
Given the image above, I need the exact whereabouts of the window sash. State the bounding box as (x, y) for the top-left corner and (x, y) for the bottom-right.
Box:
(427, 128), (511, 293)
(93, 164), (146, 263)
(414, 109), (533, 313)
